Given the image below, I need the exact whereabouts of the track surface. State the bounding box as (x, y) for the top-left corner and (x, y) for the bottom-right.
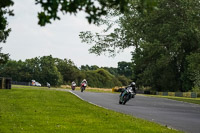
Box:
(70, 90), (200, 133)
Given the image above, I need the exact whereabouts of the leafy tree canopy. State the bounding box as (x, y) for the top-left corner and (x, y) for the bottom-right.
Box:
(0, 0), (14, 43)
(0, 0), (13, 64)
(35, 0), (158, 26)
(0, 47), (9, 64)
(117, 61), (132, 78)
(0, 0), (157, 64)
(80, 0), (200, 91)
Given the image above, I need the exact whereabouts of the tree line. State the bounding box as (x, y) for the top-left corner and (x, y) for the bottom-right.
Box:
(0, 55), (131, 88)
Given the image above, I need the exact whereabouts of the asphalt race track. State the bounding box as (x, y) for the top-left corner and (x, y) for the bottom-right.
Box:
(70, 90), (200, 133)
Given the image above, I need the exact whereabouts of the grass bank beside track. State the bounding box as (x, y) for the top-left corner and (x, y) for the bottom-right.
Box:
(143, 94), (200, 105)
(0, 85), (181, 133)
(61, 85), (114, 93)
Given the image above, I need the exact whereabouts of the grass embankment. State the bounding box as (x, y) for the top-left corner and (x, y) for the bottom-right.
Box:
(144, 95), (200, 105)
(0, 86), (181, 133)
(61, 85), (114, 93)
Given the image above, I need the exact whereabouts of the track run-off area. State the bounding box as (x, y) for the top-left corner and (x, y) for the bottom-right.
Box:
(68, 90), (200, 133)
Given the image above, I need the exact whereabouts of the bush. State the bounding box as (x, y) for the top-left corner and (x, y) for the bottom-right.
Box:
(85, 69), (122, 88)
(117, 75), (131, 86)
(192, 85), (200, 92)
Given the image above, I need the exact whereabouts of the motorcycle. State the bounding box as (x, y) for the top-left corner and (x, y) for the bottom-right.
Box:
(71, 86), (76, 91)
(81, 82), (87, 92)
(71, 82), (76, 91)
(119, 87), (135, 105)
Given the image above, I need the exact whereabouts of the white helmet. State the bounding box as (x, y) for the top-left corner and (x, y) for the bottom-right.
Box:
(131, 82), (135, 86)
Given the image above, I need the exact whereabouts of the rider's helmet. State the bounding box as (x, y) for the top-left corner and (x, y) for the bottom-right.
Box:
(130, 82), (136, 87)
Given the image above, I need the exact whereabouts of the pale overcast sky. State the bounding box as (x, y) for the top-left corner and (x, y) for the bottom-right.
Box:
(2, 0), (132, 68)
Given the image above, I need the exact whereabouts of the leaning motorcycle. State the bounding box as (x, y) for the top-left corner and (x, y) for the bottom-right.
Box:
(81, 83), (87, 92)
(119, 87), (135, 105)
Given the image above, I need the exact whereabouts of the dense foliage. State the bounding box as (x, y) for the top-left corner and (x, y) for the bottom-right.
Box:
(0, 0), (157, 40)
(0, 0), (13, 65)
(80, 0), (200, 92)
(35, 0), (158, 26)
(80, 63), (132, 87)
(0, 55), (131, 88)
(83, 69), (122, 88)
(0, 0), (14, 43)
(0, 48), (9, 65)
(0, 56), (63, 86)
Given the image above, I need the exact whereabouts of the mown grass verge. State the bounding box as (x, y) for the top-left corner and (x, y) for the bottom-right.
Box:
(143, 95), (200, 105)
(0, 86), (181, 133)
(61, 85), (114, 93)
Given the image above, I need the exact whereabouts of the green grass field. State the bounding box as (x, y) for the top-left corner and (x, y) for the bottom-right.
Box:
(144, 95), (200, 105)
(0, 86), (181, 133)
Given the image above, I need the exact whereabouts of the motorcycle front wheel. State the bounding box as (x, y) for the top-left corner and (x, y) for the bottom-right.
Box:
(122, 95), (128, 105)
(81, 87), (84, 92)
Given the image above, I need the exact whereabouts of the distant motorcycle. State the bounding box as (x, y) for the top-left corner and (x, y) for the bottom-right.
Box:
(119, 87), (135, 105)
(71, 82), (76, 91)
(71, 86), (76, 91)
(80, 83), (87, 92)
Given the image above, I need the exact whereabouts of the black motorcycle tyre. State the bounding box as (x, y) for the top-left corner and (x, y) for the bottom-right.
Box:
(122, 95), (128, 105)
(81, 87), (85, 92)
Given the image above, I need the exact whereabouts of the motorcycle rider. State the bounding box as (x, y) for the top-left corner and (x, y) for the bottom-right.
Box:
(122, 82), (136, 98)
(128, 82), (136, 94)
(119, 82), (137, 104)
(71, 81), (76, 90)
(80, 79), (87, 92)
(81, 79), (87, 86)
(47, 82), (50, 88)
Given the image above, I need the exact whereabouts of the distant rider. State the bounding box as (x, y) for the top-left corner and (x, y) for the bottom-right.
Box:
(47, 82), (50, 88)
(71, 81), (76, 90)
(80, 79), (87, 92)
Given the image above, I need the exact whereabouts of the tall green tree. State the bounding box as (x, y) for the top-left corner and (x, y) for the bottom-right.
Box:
(131, 0), (200, 91)
(80, 0), (200, 91)
(117, 61), (132, 78)
(56, 58), (81, 84)
(186, 53), (200, 90)
(0, 0), (13, 64)
(38, 56), (63, 86)
(0, 0), (14, 43)
(24, 55), (63, 86)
